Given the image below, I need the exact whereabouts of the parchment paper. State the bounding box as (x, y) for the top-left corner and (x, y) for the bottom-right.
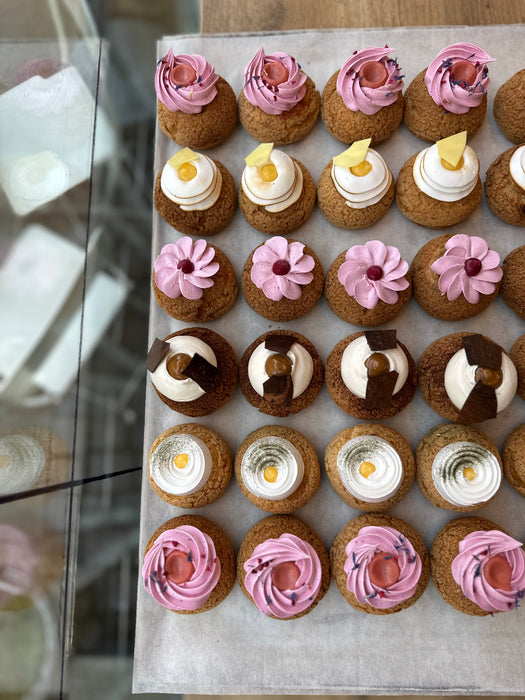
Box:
(133, 26), (525, 695)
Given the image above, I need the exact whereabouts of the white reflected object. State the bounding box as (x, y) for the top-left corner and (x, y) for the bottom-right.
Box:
(0, 65), (115, 215)
(0, 225), (85, 393)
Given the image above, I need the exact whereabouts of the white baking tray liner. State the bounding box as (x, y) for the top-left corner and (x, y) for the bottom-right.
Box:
(134, 26), (525, 695)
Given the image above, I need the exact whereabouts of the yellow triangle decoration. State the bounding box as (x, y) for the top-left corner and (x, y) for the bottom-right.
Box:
(333, 138), (372, 168)
(168, 147), (199, 169)
(245, 143), (274, 167)
(437, 131), (467, 168)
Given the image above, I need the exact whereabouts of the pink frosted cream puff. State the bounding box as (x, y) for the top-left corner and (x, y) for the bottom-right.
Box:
(325, 240), (411, 326)
(317, 139), (395, 229)
(142, 515), (235, 614)
(239, 47), (320, 145)
(431, 517), (525, 616)
(411, 233), (503, 321)
(242, 236), (323, 322)
(153, 237), (238, 322)
(321, 47), (404, 145)
(155, 50), (237, 148)
(331, 514), (429, 615)
(237, 515), (330, 619)
(404, 43), (494, 142)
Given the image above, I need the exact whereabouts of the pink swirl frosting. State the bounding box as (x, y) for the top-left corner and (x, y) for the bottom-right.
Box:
(243, 47), (307, 115)
(250, 236), (314, 301)
(336, 47), (404, 115)
(344, 525), (422, 609)
(243, 533), (322, 618)
(337, 240), (409, 309)
(154, 237), (219, 300)
(155, 49), (218, 114)
(142, 525), (221, 611)
(451, 530), (525, 613)
(424, 43), (494, 114)
(430, 234), (502, 304)
(0, 525), (38, 609)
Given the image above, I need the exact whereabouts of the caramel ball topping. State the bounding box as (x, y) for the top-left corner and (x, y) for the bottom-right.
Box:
(265, 353), (293, 377)
(364, 352), (390, 377)
(167, 353), (192, 380)
(475, 366), (503, 389)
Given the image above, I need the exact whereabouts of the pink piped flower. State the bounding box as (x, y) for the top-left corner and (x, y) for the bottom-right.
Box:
(154, 237), (219, 300)
(430, 234), (502, 304)
(337, 240), (409, 309)
(250, 236), (314, 301)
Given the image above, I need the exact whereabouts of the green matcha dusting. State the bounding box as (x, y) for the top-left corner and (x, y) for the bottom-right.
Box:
(434, 442), (493, 483)
(243, 439), (293, 475)
(338, 436), (387, 477)
(152, 434), (193, 469)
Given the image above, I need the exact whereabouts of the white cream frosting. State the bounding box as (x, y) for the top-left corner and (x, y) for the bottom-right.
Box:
(509, 145), (525, 192)
(241, 435), (304, 500)
(150, 336), (217, 402)
(331, 149), (392, 209)
(337, 435), (403, 503)
(0, 435), (46, 495)
(444, 348), (517, 413)
(241, 149), (303, 213)
(160, 153), (222, 211)
(247, 341), (313, 399)
(149, 433), (212, 496)
(412, 143), (479, 202)
(431, 441), (501, 507)
(340, 335), (408, 398)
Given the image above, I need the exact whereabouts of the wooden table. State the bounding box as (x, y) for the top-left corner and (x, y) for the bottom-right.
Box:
(201, 0), (524, 33)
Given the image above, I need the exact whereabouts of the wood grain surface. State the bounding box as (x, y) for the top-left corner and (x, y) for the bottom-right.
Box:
(201, 0), (525, 33)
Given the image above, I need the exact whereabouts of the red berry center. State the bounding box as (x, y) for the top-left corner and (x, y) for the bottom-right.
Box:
(464, 257), (482, 277)
(484, 554), (512, 591)
(451, 60), (477, 86)
(366, 265), (383, 281)
(164, 550), (195, 584)
(368, 551), (400, 589)
(272, 259), (291, 276)
(170, 64), (197, 86)
(358, 60), (388, 89)
(272, 562), (300, 591)
(177, 259), (195, 274)
(261, 61), (289, 87)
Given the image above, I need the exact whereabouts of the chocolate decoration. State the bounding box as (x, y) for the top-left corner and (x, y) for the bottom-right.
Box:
(181, 353), (219, 393)
(263, 373), (293, 407)
(365, 371), (399, 409)
(457, 380), (498, 423)
(147, 338), (170, 372)
(463, 334), (502, 370)
(265, 334), (296, 354)
(364, 329), (397, 352)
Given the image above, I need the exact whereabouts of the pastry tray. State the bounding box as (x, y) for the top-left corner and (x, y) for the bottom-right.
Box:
(134, 26), (525, 695)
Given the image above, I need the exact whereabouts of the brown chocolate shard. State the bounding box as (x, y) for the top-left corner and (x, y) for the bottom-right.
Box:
(365, 371), (399, 409)
(463, 334), (502, 370)
(265, 334), (296, 354)
(364, 330), (397, 352)
(263, 374), (293, 407)
(147, 338), (170, 372)
(181, 353), (219, 393)
(457, 382), (498, 423)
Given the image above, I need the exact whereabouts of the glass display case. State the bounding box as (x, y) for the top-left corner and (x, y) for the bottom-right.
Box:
(0, 2), (198, 697)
